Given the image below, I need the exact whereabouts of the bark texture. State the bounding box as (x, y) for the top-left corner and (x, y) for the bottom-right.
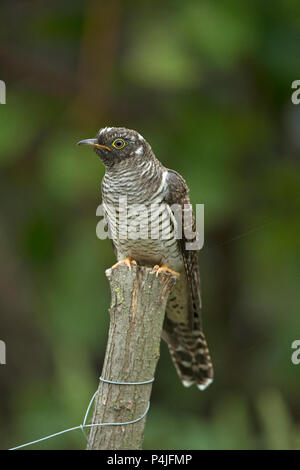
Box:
(88, 264), (178, 450)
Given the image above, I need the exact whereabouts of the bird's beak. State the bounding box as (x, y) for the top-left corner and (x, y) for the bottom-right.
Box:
(77, 138), (111, 151)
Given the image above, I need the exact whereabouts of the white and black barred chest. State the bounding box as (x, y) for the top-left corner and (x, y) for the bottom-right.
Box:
(101, 161), (184, 272)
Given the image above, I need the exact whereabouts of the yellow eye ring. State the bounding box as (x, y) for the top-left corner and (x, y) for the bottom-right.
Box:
(112, 138), (126, 149)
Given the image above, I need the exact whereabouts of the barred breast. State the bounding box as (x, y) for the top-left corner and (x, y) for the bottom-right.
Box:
(102, 165), (184, 273)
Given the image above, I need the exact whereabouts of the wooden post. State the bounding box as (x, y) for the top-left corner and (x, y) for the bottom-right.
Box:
(88, 264), (178, 450)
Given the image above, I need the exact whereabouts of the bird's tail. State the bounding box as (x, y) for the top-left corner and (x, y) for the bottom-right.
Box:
(163, 320), (213, 390)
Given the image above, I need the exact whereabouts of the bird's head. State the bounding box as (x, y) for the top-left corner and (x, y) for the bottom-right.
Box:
(77, 127), (149, 167)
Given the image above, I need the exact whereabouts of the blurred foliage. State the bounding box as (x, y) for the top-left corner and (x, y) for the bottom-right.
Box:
(0, 0), (300, 450)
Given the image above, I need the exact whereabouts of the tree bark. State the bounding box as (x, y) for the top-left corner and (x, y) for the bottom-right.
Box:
(88, 264), (178, 450)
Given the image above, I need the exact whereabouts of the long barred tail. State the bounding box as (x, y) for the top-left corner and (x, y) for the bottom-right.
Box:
(163, 320), (213, 390)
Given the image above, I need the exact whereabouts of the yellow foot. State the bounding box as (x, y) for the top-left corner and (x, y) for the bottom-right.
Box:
(112, 257), (137, 271)
(153, 264), (180, 277)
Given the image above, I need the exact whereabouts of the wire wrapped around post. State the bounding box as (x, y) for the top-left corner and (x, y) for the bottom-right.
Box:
(88, 263), (178, 450)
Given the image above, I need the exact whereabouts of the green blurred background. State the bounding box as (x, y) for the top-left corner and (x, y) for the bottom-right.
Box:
(1, 0), (300, 450)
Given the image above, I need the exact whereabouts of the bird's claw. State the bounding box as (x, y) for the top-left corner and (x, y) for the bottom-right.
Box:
(152, 264), (180, 277)
(111, 257), (137, 271)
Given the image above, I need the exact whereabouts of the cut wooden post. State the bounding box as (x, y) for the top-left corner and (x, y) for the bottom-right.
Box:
(88, 264), (178, 450)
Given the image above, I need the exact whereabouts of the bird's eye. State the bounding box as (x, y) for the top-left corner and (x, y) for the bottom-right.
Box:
(112, 138), (126, 149)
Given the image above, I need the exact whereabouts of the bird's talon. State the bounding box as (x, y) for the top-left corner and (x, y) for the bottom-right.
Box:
(153, 264), (180, 277)
(112, 257), (137, 271)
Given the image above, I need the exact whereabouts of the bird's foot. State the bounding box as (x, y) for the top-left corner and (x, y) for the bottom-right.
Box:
(111, 257), (137, 271)
(153, 264), (180, 277)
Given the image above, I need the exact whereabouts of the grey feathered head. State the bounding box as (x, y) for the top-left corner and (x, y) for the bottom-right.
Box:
(77, 127), (149, 167)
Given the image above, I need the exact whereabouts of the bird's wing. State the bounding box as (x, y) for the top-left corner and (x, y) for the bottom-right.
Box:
(163, 168), (202, 329)
(162, 169), (213, 389)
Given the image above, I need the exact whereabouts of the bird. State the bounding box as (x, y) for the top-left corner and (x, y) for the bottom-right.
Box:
(77, 127), (213, 390)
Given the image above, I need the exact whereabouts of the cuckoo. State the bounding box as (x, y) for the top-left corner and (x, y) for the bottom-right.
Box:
(78, 127), (213, 390)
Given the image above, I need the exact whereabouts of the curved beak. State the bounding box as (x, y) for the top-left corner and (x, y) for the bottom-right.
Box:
(77, 138), (111, 151)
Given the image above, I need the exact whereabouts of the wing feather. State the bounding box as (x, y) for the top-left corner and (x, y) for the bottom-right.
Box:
(162, 169), (213, 389)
